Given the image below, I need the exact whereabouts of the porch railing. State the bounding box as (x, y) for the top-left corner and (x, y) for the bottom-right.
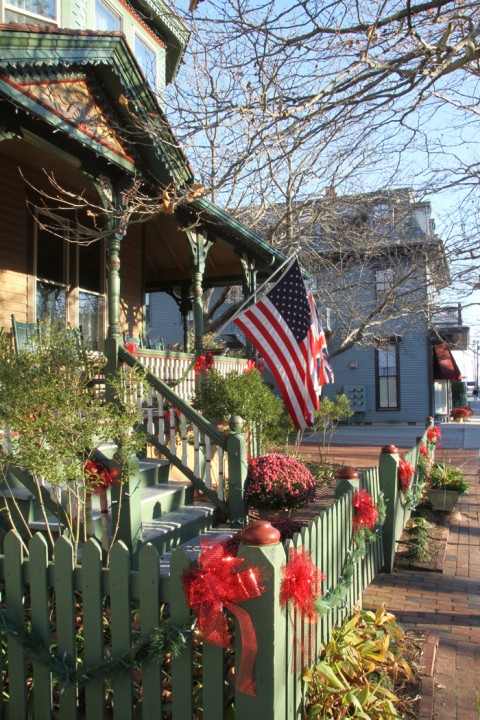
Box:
(119, 347), (248, 525)
(135, 349), (248, 402)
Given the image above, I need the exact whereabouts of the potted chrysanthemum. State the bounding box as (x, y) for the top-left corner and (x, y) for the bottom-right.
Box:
(244, 453), (317, 516)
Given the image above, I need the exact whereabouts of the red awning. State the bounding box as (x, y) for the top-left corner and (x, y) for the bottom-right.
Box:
(433, 343), (462, 381)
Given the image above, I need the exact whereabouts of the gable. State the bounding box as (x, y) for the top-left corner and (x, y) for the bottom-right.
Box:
(3, 75), (132, 162)
(0, 26), (193, 184)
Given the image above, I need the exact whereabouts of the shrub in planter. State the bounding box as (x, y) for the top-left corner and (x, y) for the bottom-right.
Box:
(427, 462), (469, 493)
(244, 453), (316, 511)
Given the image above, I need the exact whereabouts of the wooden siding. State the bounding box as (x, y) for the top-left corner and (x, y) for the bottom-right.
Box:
(120, 224), (144, 338)
(0, 156), (29, 329)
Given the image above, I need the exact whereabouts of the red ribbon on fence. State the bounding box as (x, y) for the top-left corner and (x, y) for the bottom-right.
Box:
(352, 489), (379, 532)
(182, 541), (264, 695)
(280, 548), (325, 669)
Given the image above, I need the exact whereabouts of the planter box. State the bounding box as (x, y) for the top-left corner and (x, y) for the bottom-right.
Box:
(427, 488), (461, 511)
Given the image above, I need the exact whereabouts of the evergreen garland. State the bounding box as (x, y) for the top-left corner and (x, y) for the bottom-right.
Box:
(405, 461), (428, 510)
(315, 493), (386, 617)
(0, 609), (193, 690)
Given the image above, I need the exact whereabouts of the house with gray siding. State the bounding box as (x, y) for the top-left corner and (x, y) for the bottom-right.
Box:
(318, 190), (468, 424)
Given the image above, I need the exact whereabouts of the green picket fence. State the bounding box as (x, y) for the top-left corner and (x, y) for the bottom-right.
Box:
(0, 428), (431, 719)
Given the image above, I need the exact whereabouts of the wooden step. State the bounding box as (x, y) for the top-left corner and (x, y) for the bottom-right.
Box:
(140, 481), (193, 520)
(141, 503), (218, 556)
(158, 528), (238, 576)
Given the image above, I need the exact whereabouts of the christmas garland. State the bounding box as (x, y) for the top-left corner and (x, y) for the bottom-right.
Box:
(0, 609), (193, 690)
(314, 492), (386, 617)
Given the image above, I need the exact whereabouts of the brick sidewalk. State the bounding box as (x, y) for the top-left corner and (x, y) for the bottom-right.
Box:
(361, 447), (480, 720)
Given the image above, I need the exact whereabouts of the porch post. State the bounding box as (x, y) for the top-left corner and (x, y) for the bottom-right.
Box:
(186, 227), (212, 355)
(180, 284), (192, 352)
(241, 257), (257, 358)
(104, 228), (123, 379)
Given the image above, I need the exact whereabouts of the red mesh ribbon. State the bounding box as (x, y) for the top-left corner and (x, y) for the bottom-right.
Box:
(352, 489), (379, 532)
(194, 352), (215, 374)
(182, 541), (263, 695)
(124, 342), (137, 355)
(398, 459), (415, 494)
(280, 548), (325, 669)
(426, 425), (442, 444)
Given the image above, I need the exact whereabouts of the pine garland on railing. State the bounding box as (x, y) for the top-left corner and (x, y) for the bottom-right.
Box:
(0, 609), (193, 690)
(314, 493), (386, 617)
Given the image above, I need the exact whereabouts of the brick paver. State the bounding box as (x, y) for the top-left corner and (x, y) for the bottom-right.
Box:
(360, 446), (480, 719)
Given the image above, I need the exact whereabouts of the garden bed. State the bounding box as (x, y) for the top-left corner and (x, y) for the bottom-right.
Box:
(395, 508), (450, 572)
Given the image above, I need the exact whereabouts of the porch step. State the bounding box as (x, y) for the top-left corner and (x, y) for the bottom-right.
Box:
(158, 528), (238, 576)
(137, 458), (170, 488)
(140, 481), (193, 519)
(141, 503), (218, 556)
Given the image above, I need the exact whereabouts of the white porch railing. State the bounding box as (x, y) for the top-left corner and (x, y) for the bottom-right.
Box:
(135, 350), (249, 402)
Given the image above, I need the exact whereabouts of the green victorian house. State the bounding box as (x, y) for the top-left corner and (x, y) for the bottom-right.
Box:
(0, 1), (286, 553)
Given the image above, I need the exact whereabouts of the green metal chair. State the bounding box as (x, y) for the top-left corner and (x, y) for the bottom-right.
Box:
(11, 314), (39, 353)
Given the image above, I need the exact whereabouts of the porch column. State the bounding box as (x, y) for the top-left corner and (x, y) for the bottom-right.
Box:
(186, 227), (212, 356)
(241, 257), (257, 358)
(180, 284), (192, 352)
(104, 229), (123, 380)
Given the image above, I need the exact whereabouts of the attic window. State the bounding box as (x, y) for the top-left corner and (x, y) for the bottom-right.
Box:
(4, 0), (57, 24)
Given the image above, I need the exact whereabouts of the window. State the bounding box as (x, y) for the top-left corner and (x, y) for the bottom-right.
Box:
(95, 0), (121, 32)
(4, 0), (57, 24)
(35, 222), (69, 324)
(34, 213), (105, 347)
(375, 268), (394, 297)
(376, 342), (399, 409)
(78, 241), (105, 349)
(134, 32), (158, 90)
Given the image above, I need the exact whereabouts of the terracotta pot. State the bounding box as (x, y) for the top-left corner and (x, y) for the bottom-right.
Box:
(427, 488), (460, 512)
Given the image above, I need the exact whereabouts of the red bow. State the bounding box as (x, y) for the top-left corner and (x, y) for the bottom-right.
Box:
(426, 426), (441, 444)
(194, 352), (215, 374)
(280, 547), (324, 621)
(398, 458), (415, 494)
(124, 342), (137, 356)
(352, 489), (379, 532)
(280, 548), (325, 669)
(182, 541), (263, 695)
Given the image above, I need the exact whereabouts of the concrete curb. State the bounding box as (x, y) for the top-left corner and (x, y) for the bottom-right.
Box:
(418, 632), (439, 720)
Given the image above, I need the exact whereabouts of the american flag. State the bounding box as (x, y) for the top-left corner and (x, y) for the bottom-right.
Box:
(233, 259), (333, 429)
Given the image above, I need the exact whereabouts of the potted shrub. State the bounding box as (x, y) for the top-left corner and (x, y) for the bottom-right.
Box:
(450, 406), (473, 423)
(244, 453), (316, 516)
(426, 462), (469, 511)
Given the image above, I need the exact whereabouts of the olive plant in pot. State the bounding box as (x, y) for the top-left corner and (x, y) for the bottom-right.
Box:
(426, 462), (469, 511)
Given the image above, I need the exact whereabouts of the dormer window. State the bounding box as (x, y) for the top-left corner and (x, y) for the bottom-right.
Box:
(95, 0), (121, 32)
(134, 32), (158, 90)
(3, 0), (58, 24)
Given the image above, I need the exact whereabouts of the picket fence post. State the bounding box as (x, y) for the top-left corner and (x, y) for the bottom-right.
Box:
(379, 445), (400, 573)
(235, 521), (288, 720)
(227, 415), (248, 527)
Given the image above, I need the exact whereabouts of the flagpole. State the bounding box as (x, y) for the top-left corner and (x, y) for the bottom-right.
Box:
(215, 251), (300, 337)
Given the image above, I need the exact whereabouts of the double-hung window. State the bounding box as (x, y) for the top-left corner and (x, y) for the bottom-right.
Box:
(134, 32), (158, 90)
(34, 213), (105, 347)
(95, 0), (121, 32)
(3, 0), (58, 25)
(376, 342), (399, 409)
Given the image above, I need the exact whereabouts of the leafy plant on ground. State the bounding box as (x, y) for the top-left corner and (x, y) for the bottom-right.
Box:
(308, 394), (354, 464)
(303, 605), (413, 719)
(0, 323), (146, 560)
(404, 516), (431, 563)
